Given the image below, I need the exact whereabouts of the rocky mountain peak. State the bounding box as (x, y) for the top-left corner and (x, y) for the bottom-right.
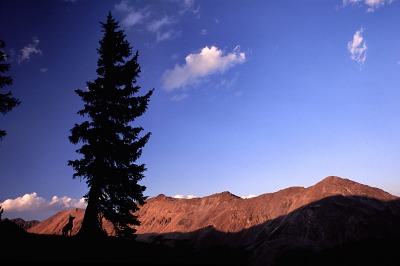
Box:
(204, 191), (240, 200)
(311, 175), (396, 201)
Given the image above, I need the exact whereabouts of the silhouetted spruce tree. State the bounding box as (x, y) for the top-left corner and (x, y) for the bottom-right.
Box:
(68, 12), (154, 239)
(0, 40), (21, 140)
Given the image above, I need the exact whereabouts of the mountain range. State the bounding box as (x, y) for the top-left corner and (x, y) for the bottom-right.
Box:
(26, 176), (400, 265)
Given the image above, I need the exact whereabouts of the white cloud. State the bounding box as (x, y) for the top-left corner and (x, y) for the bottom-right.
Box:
(0, 192), (86, 213)
(18, 37), (42, 64)
(173, 194), (197, 199)
(347, 28), (367, 65)
(343, 0), (394, 12)
(162, 45), (246, 91)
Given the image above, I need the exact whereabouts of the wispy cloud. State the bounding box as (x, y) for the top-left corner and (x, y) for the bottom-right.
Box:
(343, 0), (394, 12)
(114, 0), (150, 28)
(156, 30), (181, 42)
(114, 0), (200, 43)
(147, 15), (176, 32)
(347, 28), (367, 65)
(147, 15), (181, 42)
(162, 45), (246, 91)
(1, 192), (86, 214)
(173, 194), (197, 199)
(170, 93), (188, 101)
(177, 0), (200, 16)
(18, 37), (42, 64)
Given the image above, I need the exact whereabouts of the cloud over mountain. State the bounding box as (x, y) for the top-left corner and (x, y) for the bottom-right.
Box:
(0, 193), (86, 220)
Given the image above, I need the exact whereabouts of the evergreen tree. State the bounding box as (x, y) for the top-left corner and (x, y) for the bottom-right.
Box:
(0, 40), (21, 140)
(68, 12), (154, 239)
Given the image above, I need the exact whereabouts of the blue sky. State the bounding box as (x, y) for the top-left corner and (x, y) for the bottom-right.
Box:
(1, 0), (400, 221)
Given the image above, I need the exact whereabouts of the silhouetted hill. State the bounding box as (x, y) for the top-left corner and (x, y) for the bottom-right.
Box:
(0, 218), (27, 237)
(25, 176), (400, 265)
(10, 217), (40, 230)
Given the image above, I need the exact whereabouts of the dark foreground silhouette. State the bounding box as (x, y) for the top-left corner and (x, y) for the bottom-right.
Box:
(61, 214), (75, 236)
(2, 218), (400, 265)
(0, 219), (249, 265)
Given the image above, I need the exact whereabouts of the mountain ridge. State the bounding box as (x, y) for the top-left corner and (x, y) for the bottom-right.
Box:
(28, 175), (398, 236)
(26, 176), (400, 265)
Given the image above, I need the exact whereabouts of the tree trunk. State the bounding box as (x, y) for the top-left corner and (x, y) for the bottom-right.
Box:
(76, 183), (105, 239)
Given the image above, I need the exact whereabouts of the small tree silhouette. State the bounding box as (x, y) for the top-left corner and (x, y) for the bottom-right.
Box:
(0, 40), (21, 140)
(68, 12), (154, 239)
